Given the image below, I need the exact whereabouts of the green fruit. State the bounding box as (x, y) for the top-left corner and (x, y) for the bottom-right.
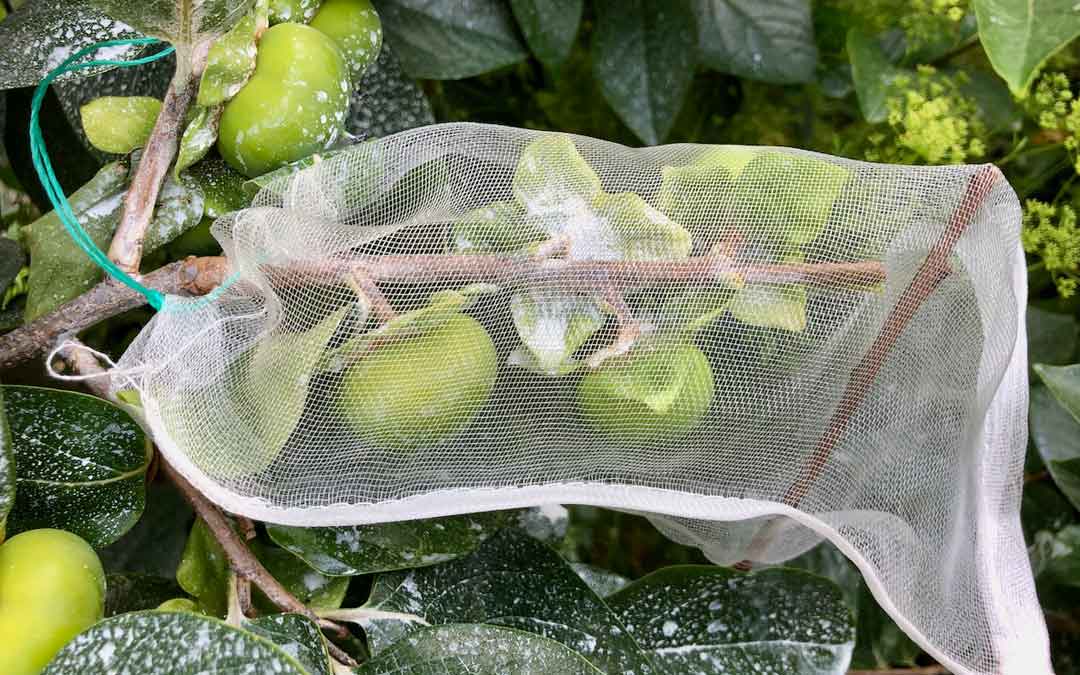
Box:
(0, 529), (105, 675)
(218, 22), (350, 177)
(340, 313), (497, 450)
(577, 343), (714, 445)
(155, 598), (202, 613)
(309, 0), (382, 81)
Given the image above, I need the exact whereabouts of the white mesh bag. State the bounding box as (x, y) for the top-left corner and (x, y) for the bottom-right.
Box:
(113, 123), (1048, 675)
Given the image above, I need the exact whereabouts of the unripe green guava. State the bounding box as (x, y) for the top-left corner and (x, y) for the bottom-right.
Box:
(0, 529), (105, 675)
(218, 22), (350, 177)
(309, 0), (382, 82)
(155, 598), (202, 613)
(340, 313), (497, 450)
(577, 343), (714, 445)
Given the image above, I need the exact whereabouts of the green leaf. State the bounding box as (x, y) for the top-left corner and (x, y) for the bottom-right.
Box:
(509, 290), (605, 376)
(176, 519), (230, 616)
(0, 384), (12, 541)
(104, 573), (186, 616)
(175, 105), (223, 178)
(99, 479), (195, 577)
(3, 385), (151, 548)
(1030, 525), (1080, 612)
(354, 624), (604, 674)
(1030, 385), (1080, 512)
(250, 540), (350, 613)
(197, 7), (261, 106)
(729, 282), (808, 332)
(607, 565), (854, 673)
(513, 134), (601, 208)
(89, 0), (256, 48)
(0, 238), (26, 300)
(179, 157), (249, 219)
(142, 176), (208, 251)
(509, 0), (583, 66)
(592, 0), (696, 145)
(1027, 306), (1079, 367)
(962, 68), (1024, 135)
(266, 511), (514, 576)
(178, 520), (349, 617)
(592, 192), (693, 260)
(694, 0), (817, 84)
(246, 614), (333, 675)
(355, 529), (653, 673)
(80, 96), (162, 155)
(373, 0), (528, 80)
(347, 44), (436, 139)
(42, 611), (309, 674)
(23, 161), (129, 321)
(0, 0), (145, 90)
(656, 146), (754, 224)
(1034, 363), (1080, 423)
(846, 29), (898, 124)
(569, 563), (630, 598)
(974, 0), (1080, 97)
(451, 201), (546, 254)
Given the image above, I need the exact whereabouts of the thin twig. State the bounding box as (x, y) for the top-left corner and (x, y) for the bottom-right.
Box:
(106, 44), (207, 275)
(587, 281), (642, 368)
(348, 267), (397, 323)
(158, 458), (358, 668)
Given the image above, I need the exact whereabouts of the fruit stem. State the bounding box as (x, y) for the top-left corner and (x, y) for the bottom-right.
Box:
(586, 281), (642, 368)
(348, 267), (397, 323)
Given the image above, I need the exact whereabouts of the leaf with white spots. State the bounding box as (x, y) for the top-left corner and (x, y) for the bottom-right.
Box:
(80, 96), (162, 154)
(592, 0), (696, 145)
(0, 0), (146, 90)
(354, 624), (603, 674)
(359, 529), (656, 674)
(197, 5), (261, 106)
(570, 563), (630, 598)
(89, 0), (255, 49)
(606, 565), (855, 674)
(266, 511), (515, 576)
(245, 613), (333, 675)
(176, 105), (225, 178)
(3, 385), (151, 548)
(509, 289), (605, 376)
(42, 611), (309, 674)
(347, 44), (435, 139)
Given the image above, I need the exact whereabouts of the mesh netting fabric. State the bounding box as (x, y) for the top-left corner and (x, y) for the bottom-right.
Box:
(115, 123), (1047, 674)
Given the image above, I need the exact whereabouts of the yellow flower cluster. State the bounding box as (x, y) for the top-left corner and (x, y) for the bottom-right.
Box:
(864, 66), (986, 164)
(1030, 73), (1080, 174)
(1023, 199), (1080, 298)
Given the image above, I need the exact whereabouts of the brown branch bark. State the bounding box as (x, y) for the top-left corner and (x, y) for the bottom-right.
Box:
(52, 338), (113, 399)
(106, 45), (206, 275)
(0, 256), (228, 369)
(0, 253), (882, 371)
(159, 459), (358, 667)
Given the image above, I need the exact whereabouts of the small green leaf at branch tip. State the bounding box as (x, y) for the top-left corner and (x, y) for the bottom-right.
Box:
(3, 385), (150, 548)
(88, 0), (258, 47)
(175, 105), (223, 178)
(80, 96), (162, 155)
(197, 9), (260, 107)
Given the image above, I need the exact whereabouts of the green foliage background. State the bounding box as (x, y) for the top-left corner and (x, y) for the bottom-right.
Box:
(1, 0), (1080, 672)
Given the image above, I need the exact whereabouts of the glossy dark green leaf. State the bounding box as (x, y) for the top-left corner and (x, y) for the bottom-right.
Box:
(1028, 306), (1079, 368)
(175, 105), (223, 178)
(846, 28), (898, 124)
(250, 541), (350, 614)
(0, 0), (145, 90)
(354, 624), (603, 674)
(99, 479), (195, 577)
(1030, 385), (1080, 511)
(176, 519), (231, 616)
(42, 611), (308, 674)
(1022, 481), (1078, 543)
(592, 0), (696, 145)
(245, 613), (332, 675)
(0, 384), (12, 540)
(607, 565), (855, 673)
(179, 157), (248, 219)
(23, 161), (129, 321)
(267, 511), (514, 576)
(1030, 525), (1080, 612)
(347, 45), (436, 139)
(4, 385), (151, 548)
(372, 0), (528, 80)
(974, 0), (1080, 97)
(104, 573), (186, 616)
(509, 0), (583, 66)
(354, 529), (654, 673)
(694, 0), (817, 84)
(962, 68), (1024, 135)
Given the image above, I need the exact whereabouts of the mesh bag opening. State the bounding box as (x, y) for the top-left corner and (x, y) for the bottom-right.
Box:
(116, 123), (1047, 675)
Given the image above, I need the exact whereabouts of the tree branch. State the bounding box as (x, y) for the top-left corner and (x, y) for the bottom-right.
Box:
(106, 44), (206, 275)
(159, 459), (358, 667)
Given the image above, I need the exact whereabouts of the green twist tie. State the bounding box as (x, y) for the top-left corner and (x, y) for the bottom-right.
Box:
(29, 37), (176, 311)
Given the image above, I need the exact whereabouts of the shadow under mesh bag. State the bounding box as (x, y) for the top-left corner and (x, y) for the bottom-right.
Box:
(113, 123), (1048, 675)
